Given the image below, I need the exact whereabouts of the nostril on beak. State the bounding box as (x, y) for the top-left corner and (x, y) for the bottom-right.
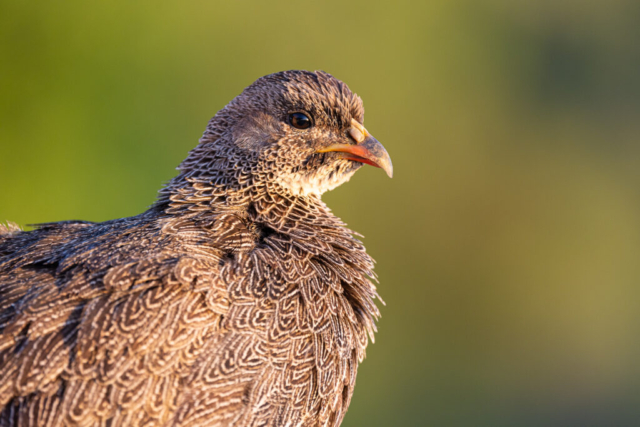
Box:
(348, 127), (365, 144)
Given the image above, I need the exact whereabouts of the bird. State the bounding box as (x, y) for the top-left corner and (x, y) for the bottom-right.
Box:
(0, 70), (392, 427)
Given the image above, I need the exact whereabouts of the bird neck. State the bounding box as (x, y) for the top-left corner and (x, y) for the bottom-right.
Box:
(156, 169), (342, 231)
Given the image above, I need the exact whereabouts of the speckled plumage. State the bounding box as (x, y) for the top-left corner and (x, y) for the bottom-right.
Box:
(0, 70), (390, 427)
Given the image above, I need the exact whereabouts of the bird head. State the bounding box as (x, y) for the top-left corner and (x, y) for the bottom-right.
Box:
(181, 70), (392, 198)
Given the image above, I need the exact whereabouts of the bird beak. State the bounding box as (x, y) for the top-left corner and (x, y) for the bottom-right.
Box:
(317, 120), (393, 178)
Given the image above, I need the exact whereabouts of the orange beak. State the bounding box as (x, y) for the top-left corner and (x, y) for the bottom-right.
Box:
(316, 120), (393, 178)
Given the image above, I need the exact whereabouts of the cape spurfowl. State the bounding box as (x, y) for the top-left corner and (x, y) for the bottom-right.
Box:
(0, 70), (393, 427)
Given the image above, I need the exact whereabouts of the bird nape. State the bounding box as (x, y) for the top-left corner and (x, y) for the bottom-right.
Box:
(0, 70), (392, 427)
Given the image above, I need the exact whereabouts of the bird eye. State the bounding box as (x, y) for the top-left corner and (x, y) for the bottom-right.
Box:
(289, 112), (312, 130)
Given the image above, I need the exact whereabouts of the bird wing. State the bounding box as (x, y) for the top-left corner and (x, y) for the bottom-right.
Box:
(0, 218), (229, 425)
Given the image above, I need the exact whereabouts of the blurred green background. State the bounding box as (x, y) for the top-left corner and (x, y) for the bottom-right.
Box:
(2, 1), (640, 425)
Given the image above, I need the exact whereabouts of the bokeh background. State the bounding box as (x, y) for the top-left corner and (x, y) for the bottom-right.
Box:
(2, 1), (640, 425)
